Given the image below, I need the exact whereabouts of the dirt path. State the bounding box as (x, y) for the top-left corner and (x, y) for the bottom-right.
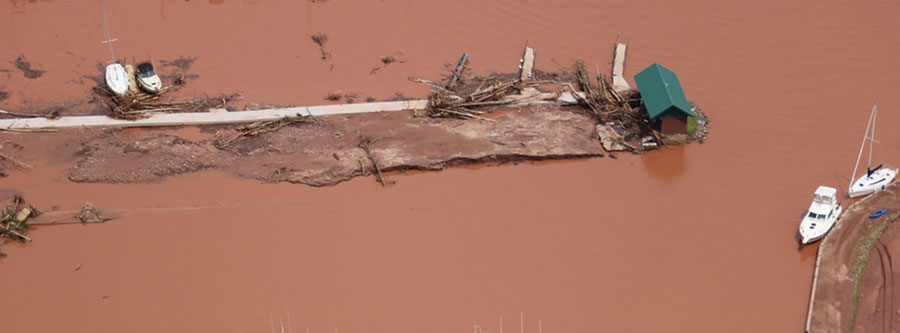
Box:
(808, 182), (900, 332)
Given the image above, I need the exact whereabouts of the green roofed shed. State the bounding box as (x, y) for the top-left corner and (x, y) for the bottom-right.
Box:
(633, 63), (694, 119)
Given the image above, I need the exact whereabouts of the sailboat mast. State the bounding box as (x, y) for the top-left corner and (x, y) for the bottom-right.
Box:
(869, 102), (878, 169)
(851, 102), (876, 188)
(99, 0), (116, 62)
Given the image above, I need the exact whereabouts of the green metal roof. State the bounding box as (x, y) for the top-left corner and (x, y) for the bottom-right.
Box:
(633, 63), (694, 119)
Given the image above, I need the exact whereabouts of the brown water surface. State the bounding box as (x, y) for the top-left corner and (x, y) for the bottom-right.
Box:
(2, 1), (900, 332)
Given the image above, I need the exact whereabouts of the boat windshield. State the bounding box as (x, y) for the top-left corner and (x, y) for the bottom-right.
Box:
(137, 63), (156, 77)
(813, 195), (832, 204)
(807, 212), (826, 220)
(139, 69), (156, 78)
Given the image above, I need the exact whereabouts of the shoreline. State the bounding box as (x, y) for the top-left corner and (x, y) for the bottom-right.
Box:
(806, 182), (900, 332)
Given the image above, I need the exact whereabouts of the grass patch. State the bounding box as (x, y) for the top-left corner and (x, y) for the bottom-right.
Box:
(849, 211), (899, 332)
(686, 115), (698, 137)
(381, 56), (396, 65)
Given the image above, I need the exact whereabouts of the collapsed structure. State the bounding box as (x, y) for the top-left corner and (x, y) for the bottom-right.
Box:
(419, 42), (709, 153)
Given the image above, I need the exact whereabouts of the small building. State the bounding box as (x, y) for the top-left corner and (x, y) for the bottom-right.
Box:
(633, 63), (694, 135)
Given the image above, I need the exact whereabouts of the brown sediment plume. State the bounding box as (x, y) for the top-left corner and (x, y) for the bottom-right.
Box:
(0, 1), (899, 332)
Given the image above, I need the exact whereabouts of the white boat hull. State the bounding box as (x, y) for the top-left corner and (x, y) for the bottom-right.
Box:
(799, 205), (842, 245)
(105, 63), (130, 96)
(138, 75), (162, 94)
(849, 167), (897, 198)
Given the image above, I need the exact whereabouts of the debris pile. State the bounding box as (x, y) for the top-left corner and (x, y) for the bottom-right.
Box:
(569, 61), (665, 151)
(73, 202), (106, 224)
(214, 114), (315, 149)
(421, 77), (548, 120)
(93, 85), (238, 120)
(1, 195), (38, 243)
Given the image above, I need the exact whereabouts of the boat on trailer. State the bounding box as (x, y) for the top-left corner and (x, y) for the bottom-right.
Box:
(798, 186), (843, 245)
(848, 102), (897, 198)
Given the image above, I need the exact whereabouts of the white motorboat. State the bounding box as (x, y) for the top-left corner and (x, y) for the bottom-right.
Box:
(798, 186), (843, 245)
(136, 61), (162, 93)
(99, 0), (130, 96)
(849, 102), (897, 198)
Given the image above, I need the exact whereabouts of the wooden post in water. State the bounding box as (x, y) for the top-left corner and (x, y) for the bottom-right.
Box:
(519, 46), (535, 81)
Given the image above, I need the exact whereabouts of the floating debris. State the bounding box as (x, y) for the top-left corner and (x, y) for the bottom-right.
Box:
(74, 202), (105, 224)
(12, 55), (45, 79)
(311, 33), (331, 60)
(1, 195), (38, 242)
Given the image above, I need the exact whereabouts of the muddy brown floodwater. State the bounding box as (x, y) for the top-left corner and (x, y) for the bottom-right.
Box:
(2, 1), (900, 332)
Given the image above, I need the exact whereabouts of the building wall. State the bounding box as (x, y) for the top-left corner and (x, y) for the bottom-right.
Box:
(661, 117), (687, 135)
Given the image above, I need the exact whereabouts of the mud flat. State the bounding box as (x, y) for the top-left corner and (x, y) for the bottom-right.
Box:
(19, 105), (601, 186)
(807, 182), (900, 332)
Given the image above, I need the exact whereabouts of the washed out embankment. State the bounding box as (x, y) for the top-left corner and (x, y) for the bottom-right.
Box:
(807, 182), (900, 332)
(65, 105), (604, 186)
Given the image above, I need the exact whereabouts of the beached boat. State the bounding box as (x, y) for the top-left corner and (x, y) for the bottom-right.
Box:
(99, 0), (130, 96)
(104, 63), (129, 96)
(798, 186), (843, 245)
(136, 61), (162, 93)
(848, 102), (897, 198)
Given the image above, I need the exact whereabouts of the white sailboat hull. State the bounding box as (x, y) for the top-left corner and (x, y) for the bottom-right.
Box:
(849, 167), (897, 198)
(105, 63), (129, 96)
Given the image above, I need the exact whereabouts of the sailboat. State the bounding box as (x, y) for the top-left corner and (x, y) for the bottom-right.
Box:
(99, 0), (129, 96)
(848, 102), (897, 198)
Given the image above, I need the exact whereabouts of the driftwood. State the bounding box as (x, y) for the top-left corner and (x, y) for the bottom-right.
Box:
(0, 128), (59, 133)
(358, 137), (393, 186)
(571, 61), (666, 151)
(0, 109), (60, 119)
(0, 151), (30, 169)
(421, 76), (545, 120)
(27, 202), (114, 226)
(214, 114), (314, 149)
(94, 85), (239, 120)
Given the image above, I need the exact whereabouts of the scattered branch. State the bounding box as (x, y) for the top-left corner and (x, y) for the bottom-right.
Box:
(358, 136), (394, 186)
(215, 114), (315, 149)
(0, 150), (30, 169)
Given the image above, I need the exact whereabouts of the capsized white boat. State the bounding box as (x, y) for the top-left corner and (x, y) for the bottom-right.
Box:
(105, 63), (129, 96)
(799, 186), (843, 245)
(849, 102), (897, 198)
